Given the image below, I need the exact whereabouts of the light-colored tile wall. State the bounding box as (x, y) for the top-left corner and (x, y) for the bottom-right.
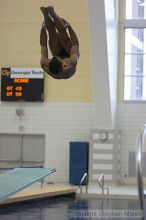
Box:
(0, 102), (95, 182)
(116, 103), (146, 184)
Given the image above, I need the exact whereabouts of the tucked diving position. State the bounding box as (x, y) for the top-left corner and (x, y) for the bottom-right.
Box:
(40, 6), (80, 79)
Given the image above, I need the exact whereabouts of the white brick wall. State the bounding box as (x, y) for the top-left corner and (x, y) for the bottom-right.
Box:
(1, 101), (146, 184)
(116, 103), (146, 184)
(0, 102), (95, 183)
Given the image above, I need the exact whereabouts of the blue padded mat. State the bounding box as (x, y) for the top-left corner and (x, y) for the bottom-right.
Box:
(0, 168), (56, 202)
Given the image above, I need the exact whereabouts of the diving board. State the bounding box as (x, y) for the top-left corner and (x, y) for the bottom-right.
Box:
(0, 168), (56, 202)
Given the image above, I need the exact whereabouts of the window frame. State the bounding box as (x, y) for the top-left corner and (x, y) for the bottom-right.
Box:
(123, 7), (146, 102)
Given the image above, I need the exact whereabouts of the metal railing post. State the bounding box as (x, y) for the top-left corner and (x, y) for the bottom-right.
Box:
(136, 124), (146, 211)
(99, 173), (109, 195)
(79, 173), (88, 194)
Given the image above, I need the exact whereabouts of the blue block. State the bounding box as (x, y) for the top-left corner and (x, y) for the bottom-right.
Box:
(69, 142), (89, 185)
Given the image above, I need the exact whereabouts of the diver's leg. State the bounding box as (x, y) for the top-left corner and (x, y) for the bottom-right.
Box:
(40, 7), (62, 56)
(47, 6), (72, 54)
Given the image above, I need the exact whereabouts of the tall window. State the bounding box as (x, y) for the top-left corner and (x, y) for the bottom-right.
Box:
(124, 0), (146, 100)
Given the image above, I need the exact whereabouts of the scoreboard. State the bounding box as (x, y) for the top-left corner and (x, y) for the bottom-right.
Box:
(1, 68), (44, 102)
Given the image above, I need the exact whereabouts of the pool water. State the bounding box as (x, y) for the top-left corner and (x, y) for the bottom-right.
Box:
(0, 196), (142, 220)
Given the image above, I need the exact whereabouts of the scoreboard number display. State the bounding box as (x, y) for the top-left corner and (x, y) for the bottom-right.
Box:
(1, 68), (44, 102)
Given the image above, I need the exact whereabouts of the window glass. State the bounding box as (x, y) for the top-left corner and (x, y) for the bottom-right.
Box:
(124, 28), (146, 100)
(125, 28), (145, 54)
(126, 0), (145, 19)
(124, 75), (146, 100)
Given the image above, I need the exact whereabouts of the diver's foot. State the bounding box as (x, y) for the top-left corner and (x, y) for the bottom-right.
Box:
(40, 7), (48, 16)
(47, 6), (55, 16)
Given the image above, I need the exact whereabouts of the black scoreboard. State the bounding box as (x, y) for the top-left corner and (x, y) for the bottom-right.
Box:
(1, 68), (44, 102)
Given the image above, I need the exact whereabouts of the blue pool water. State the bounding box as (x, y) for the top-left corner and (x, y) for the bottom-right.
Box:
(0, 196), (142, 220)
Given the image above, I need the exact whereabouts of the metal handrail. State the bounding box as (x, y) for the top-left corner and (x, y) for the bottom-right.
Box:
(136, 124), (146, 210)
(99, 173), (109, 195)
(79, 173), (88, 194)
